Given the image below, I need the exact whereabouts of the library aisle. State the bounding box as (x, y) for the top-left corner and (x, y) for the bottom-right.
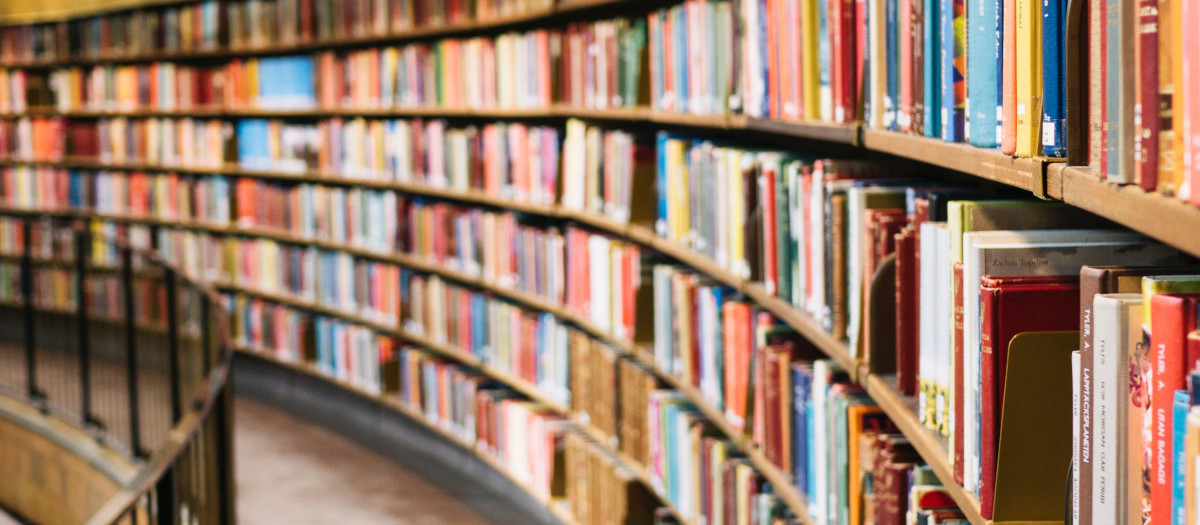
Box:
(235, 397), (491, 525)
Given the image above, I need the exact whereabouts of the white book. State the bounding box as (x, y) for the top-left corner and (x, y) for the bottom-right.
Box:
(960, 230), (1178, 494)
(917, 221), (945, 430)
(811, 359), (837, 525)
(1072, 349), (1082, 525)
(588, 235), (611, 332)
(933, 223), (951, 436)
(1092, 293), (1141, 525)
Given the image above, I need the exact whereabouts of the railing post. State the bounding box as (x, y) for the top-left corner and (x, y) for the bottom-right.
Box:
(165, 268), (182, 424)
(154, 465), (178, 525)
(122, 245), (144, 458)
(20, 218), (43, 405)
(214, 385), (236, 525)
(75, 225), (99, 428)
(201, 294), (212, 377)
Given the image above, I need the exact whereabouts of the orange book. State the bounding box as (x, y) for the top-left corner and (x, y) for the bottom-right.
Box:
(1000, 0), (1017, 155)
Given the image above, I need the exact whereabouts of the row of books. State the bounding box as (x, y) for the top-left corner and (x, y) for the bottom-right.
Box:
(647, 355), (967, 525)
(1068, 270), (1200, 524)
(562, 430), (660, 525)
(403, 272), (571, 404)
(0, 117), (232, 167)
(46, 63), (225, 112)
(0, 167), (232, 224)
(567, 330), (658, 469)
(236, 118), (561, 203)
(0, 0), (556, 65)
(0, 1), (221, 64)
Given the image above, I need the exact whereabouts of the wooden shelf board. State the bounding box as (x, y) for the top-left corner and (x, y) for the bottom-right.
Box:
(1053, 165), (1200, 259)
(864, 374), (987, 525)
(861, 129), (1041, 191)
(732, 115), (860, 145)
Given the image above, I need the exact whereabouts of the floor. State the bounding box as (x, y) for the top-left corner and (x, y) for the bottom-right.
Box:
(235, 397), (492, 525)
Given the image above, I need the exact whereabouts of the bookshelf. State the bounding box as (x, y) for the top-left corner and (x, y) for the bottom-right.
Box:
(3, 0), (1198, 524)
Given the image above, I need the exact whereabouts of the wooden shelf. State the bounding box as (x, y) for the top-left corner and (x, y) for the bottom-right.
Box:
(1049, 164), (1200, 259)
(860, 128), (1052, 192)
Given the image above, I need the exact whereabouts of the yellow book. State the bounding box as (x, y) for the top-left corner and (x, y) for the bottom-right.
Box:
(726, 148), (745, 275)
(1142, 275), (1200, 325)
(246, 59), (259, 107)
(800, 0), (820, 120)
(1014, 0), (1042, 157)
(1170, 0), (1185, 194)
(666, 138), (688, 244)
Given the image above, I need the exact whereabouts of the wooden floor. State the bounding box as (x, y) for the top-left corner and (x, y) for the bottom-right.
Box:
(235, 397), (492, 525)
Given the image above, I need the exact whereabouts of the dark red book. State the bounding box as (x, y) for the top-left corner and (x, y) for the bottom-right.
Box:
(1149, 293), (1200, 525)
(952, 262), (964, 485)
(894, 227), (918, 395)
(1136, 0), (1160, 190)
(978, 275), (1080, 519)
(761, 342), (792, 470)
(871, 434), (919, 525)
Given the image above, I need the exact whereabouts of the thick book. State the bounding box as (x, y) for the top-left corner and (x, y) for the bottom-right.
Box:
(1091, 293), (1142, 525)
(967, 0), (1002, 147)
(1000, 0), (1018, 155)
(978, 275), (1080, 519)
(1014, 0), (1043, 157)
(939, 0), (965, 142)
(1135, 0), (1161, 188)
(1041, 0), (1068, 157)
(1148, 292), (1200, 525)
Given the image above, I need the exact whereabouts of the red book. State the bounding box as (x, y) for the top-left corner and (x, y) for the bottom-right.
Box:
(761, 342), (792, 469)
(899, 0), (913, 132)
(1148, 293), (1200, 525)
(761, 163), (778, 295)
(978, 275), (1079, 519)
(1000, 0), (1017, 155)
(1136, 0), (1160, 190)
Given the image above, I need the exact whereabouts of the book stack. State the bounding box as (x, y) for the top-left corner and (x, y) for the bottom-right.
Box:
(564, 430), (659, 525)
(564, 227), (644, 341)
(46, 62), (226, 112)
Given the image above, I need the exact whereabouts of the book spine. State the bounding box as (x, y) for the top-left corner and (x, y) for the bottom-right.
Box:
(952, 261), (964, 485)
(979, 283), (998, 519)
(1174, 389), (1189, 525)
(1000, 0), (1017, 154)
(1157, 0), (1177, 195)
(1135, 0), (1160, 189)
(895, 228), (918, 395)
(967, 0), (1001, 147)
(1041, 0), (1068, 157)
(1149, 295), (1188, 525)
(1014, 0), (1043, 157)
(922, 0), (940, 137)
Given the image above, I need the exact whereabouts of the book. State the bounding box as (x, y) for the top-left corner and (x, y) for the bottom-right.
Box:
(977, 275), (1079, 519)
(1091, 293), (1143, 524)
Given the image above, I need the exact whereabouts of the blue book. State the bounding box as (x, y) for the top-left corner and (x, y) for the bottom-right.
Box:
(792, 364), (812, 495)
(674, 6), (689, 114)
(940, 0), (965, 141)
(1173, 389), (1188, 525)
(1041, 0), (1068, 157)
(817, 0), (831, 119)
(257, 56), (315, 109)
(967, 0), (1002, 147)
(655, 132), (670, 238)
(885, 0), (899, 130)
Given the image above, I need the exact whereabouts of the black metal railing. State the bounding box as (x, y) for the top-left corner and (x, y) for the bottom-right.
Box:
(0, 213), (234, 525)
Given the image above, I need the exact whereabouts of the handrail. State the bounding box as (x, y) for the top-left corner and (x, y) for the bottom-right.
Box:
(0, 212), (236, 525)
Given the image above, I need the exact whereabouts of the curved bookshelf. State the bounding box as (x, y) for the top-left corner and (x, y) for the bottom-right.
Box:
(3, 0), (1197, 523)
